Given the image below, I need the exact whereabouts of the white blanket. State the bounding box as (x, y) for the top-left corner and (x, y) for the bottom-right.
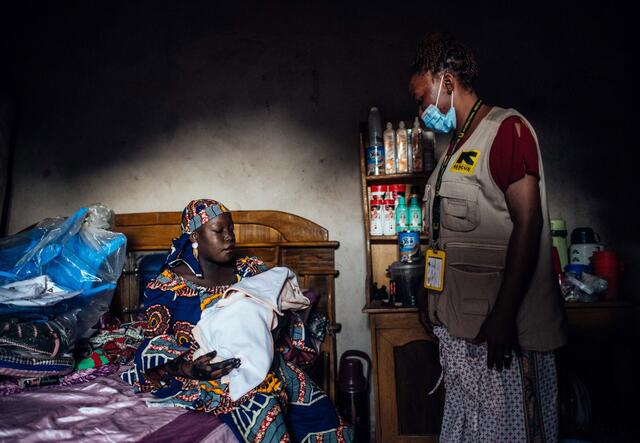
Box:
(192, 267), (309, 400)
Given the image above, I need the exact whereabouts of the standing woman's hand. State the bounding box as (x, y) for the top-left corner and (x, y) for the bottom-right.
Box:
(476, 308), (521, 371)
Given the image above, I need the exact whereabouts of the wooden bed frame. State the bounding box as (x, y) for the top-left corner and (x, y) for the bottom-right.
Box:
(110, 210), (341, 400)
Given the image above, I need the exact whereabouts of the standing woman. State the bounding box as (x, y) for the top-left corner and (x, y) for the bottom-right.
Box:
(122, 199), (352, 443)
(410, 33), (566, 442)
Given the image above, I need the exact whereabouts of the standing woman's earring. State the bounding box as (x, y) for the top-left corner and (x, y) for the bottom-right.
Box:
(192, 242), (199, 260)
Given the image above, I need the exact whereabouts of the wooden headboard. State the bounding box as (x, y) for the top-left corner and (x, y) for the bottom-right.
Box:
(111, 210), (341, 399)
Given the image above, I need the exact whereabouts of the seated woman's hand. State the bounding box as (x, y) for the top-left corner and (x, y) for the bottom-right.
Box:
(189, 351), (241, 380)
(162, 350), (241, 381)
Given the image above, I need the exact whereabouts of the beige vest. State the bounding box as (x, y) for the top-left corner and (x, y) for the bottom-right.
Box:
(424, 107), (567, 352)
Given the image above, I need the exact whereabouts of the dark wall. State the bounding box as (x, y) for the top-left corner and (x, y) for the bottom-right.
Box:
(1, 3), (637, 438)
(1, 1), (636, 289)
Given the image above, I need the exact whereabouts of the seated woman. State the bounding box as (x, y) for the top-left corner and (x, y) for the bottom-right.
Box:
(121, 199), (352, 443)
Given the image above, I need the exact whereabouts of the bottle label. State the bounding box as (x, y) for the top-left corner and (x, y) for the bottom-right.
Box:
(384, 133), (396, 174)
(366, 146), (384, 175)
(370, 204), (383, 236)
(410, 211), (421, 231)
(399, 232), (420, 263)
(383, 205), (395, 236)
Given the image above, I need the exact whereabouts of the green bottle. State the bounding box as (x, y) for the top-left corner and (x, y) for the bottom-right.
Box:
(409, 195), (422, 232)
(395, 195), (408, 233)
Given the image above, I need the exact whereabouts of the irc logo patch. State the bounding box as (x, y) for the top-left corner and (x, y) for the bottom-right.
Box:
(450, 150), (480, 175)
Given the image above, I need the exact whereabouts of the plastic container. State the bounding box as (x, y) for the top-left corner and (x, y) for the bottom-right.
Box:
(388, 184), (406, 207)
(369, 185), (386, 202)
(571, 227), (600, 244)
(569, 226), (602, 265)
(411, 117), (424, 173)
(396, 121), (408, 173)
(337, 350), (371, 443)
(398, 231), (420, 263)
(366, 146), (384, 176)
(368, 107), (383, 147)
(570, 243), (602, 265)
(370, 200), (384, 236)
(366, 108), (385, 176)
(406, 127), (414, 173)
(565, 263), (590, 280)
(408, 195), (422, 232)
(591, 250), (622, 299)
(383, 199), (396, 236)
(550, 218), (569, 271)
(389, 260), (424, 306)
(395, 195), (409, 233)
(383, 122), (396, 175)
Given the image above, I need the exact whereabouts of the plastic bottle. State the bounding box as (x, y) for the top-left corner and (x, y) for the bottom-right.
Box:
(550, 218), (569, 271)
(395, 195), (408, 233)
(368, 107), (383, 147)
(383, 199), (396, 236)
(383, 122), (396, 175)
(409, 195), (422, 232)
(396, 121), (408, 173)
(370, 200), (383, 236)
(411, 117), (424, 173)
(408, 127), (415, 173)
(366, 107), (385, 176)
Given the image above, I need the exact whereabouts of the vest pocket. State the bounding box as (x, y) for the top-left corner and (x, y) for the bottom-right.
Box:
(445, 265), (503, 339)
(438, 182), (479, 232)
(438, 242), (507, 339)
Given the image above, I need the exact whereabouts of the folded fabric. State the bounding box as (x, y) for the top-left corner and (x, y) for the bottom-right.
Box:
(0, 275), (80, 307)
(0, 347), (74, 377)
(75, 349), (110, 370)
(192, 267), (309, 400)
(0, 318), (72, 358)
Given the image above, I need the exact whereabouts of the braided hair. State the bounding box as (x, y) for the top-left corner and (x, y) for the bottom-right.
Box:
(412, 32), (479, 90)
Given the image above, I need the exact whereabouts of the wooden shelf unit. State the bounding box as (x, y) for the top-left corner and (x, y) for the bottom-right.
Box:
(359, 123), (442, 442)
(359, 124), (433, 305)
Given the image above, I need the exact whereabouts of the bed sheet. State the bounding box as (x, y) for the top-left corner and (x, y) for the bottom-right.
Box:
(0, 368), (238, 443)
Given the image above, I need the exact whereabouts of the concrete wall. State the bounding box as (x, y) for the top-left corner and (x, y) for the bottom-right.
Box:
(2, 0), (636, 397)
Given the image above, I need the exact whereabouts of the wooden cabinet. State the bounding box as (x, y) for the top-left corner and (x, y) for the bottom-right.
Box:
(366, 309), (444, 442)
(358, 125), (443, 442)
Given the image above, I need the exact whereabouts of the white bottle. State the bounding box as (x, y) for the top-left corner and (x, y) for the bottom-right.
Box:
(383, 199), (396, 236)
(396, 121), (408, 173)
(383, 122), (396, 175)
(370, 200), (383, 236)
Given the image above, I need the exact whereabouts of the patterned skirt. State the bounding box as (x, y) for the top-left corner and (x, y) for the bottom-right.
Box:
(434, 326), (558, 443)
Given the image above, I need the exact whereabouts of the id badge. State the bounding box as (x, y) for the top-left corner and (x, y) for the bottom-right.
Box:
(425, 249), (446, 291)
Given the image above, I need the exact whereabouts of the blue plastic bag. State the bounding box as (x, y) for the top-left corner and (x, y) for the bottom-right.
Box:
(0, 206), (127, 343)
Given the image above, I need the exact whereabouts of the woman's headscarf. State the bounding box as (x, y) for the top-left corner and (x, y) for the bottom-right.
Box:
(164, 199), (230, 277)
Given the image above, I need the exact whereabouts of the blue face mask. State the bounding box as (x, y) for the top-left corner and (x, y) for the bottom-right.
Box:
(421, 75), (456, 134)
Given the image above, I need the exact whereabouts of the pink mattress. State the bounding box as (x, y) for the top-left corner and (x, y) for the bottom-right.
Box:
(0, 369), (238, 443)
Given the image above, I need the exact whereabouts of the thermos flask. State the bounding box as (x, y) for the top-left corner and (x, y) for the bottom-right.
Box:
(337, 350), (371, 442)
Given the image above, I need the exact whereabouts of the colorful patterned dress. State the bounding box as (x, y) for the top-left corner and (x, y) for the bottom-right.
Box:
(121, 256), (352, 443)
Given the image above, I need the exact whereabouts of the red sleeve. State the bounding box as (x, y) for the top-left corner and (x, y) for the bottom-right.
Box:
(489, 116), (540, 193)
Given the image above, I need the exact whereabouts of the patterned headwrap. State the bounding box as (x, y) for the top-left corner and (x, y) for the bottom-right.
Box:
(164, 199), (230, 277)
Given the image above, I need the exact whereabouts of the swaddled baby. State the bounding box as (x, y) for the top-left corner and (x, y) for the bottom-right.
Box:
(191, 267), (309, 400)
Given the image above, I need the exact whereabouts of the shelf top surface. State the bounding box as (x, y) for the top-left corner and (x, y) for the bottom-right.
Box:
(365, 172), (431, 183)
